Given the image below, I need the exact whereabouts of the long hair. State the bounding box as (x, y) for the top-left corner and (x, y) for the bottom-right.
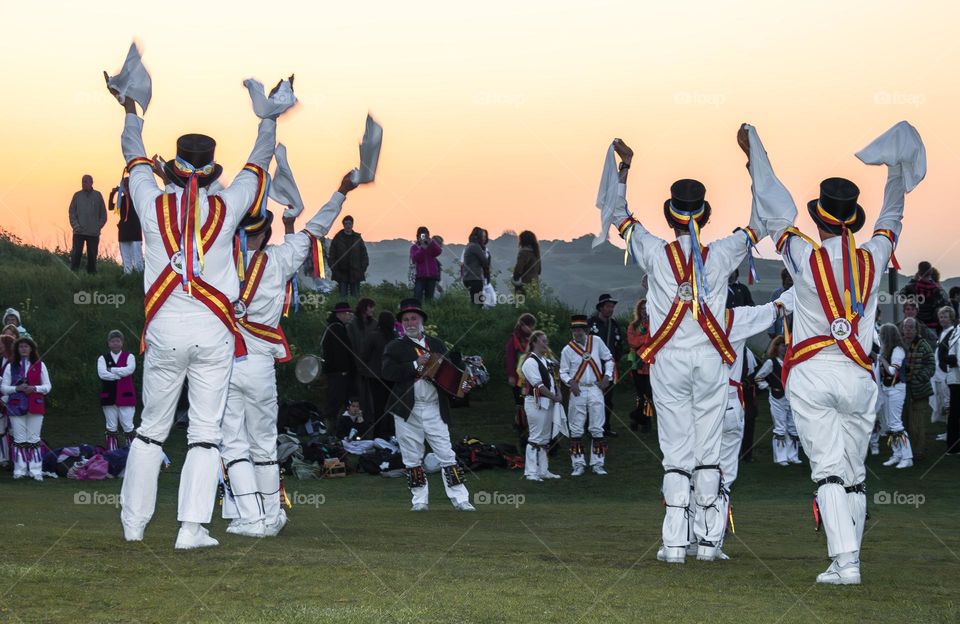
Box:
(416, 226), (430, 240)
(879, 323), (904, 361)
(518, 230), (540, 258)
(766, 335), (785, 359)
(354, 298), (375, 319)
(631, 298), (647, 331)
(0, 334), (13, 361)
(377, 311), (396, 339)
(468, 226), (484, 244)
(526, 330), (547, 355)
(516, 313), (536, 332)
(12, 337), (38, 365)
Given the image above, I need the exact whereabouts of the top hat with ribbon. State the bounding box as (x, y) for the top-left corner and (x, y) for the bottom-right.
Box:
(571, 314), (589, 329)
(807, 177), (865, 235)
(163, 134), (224, 189)
(663, 179), (711, 231)
(398, 298), (427, 322)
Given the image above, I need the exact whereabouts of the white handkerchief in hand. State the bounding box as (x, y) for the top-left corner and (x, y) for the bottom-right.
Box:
(244, 78), (297, 120)
(269, 144), (305, 219)
(855, 121), (927, 192)
(350, 114), (383, 185)
(593, 143), (619, 248)
(745, 124), (797, 227)
(107, 42), (152, 113)
(551, 402), (569, 439)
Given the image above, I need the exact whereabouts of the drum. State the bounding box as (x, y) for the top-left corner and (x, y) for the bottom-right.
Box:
(295, 354), (322, 384)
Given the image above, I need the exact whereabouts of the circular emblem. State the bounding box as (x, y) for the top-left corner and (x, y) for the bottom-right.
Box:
(582, 353), (592, 362)
(677, 281), (694, 303)
(233, 300), (247, 319)
(830, 317), (852, 341)
(169, 251), (185, 275)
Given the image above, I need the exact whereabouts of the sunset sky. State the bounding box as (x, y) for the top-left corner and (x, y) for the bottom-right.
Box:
(2, 1), (958, 274)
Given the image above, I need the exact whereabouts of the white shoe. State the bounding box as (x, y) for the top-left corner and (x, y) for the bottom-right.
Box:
(935, 433), (947, 441)
(263, 512), (288, 537)
(685, 543), (699, 557)
(592, 466), (608, 475)
(226, 519), (266, 538)
(123, 523), (145, 542)
(896, 458), (914, 469)
(776, 461), (789, 467)
(656, 546), (685, 564)
(882, 456), (900, 467)
(175, 524), (219, 550)
(697, 543), (719, 561)
(571, 466), (585, 477)
(789, 458), (803, 465)
(716, 548), (730, 561)
(539, 471), (561, 480)
(816, 559), (861, 585)
(453, 501), (476, 512)
(411, 504), (429, 512)
(524, 475), (543, 482)
(12, 472), (25, 480)
(31, 473), (43, 482)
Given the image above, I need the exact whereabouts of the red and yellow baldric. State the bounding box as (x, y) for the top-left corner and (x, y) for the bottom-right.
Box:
(568, 336), (605, 383)
(779, 237), (876, 382)
(638, 242), (737, 365)
(724, 308), (745, 407)
(236, 251), (292, 363)
(282, 233), (325, 317)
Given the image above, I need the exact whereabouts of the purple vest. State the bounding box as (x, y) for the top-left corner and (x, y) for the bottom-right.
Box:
(100, 352), (137, 407)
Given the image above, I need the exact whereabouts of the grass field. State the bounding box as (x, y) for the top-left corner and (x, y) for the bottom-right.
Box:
(2, 382), (958, 624)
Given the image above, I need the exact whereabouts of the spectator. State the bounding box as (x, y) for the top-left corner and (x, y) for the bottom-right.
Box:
(505, 313), (537, 447)
(937, 306), (960, 455)
(68, 174), (107, 274)
(361, 311), (398, 439)
(932, 306), (955, 430)
(410, 227), (442, 302)
(348, 298), (377, 423)
(901, 317), (934, 462)
(1, 337), (51, 480)
(900, 261), (947, 330)
(626, 298), (654, 432)
(878, 324), (913, 469)
(950, 286), (960, 318)
(329, 215), (369, 297)
(109, 178), (144, 274)
(322, 302), (356, 423)
(589, 294), (623, 437)
(768, 268), (794, 337)
(0, 333), (13, 468)
(462, 226), (490, 307)
(900, 301), (938, 347)
(726, 269), (754, 309)
(512, 230), (541, 296)
(2, 309), (30, 339)
(336, 398), (368, 441)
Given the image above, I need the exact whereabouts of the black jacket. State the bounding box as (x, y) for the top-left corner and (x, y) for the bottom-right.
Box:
(329, 230), (369, 283)
(381, 334), (451, 423)
(322, 318), (356, 374)
(361, 329), (393, 379)
(588, 314), (622, 360)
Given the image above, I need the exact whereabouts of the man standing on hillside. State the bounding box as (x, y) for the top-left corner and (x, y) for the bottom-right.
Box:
(68, 174), (107, 274)
(588, 294), (622, 437)
(329, 216), (369, 297)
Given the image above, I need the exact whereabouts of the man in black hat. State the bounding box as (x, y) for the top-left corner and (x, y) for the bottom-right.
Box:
(600, 137), (766, 564)
(561, 314), (613, 476)
(322, 301), (357, 424)
(109, 74), (295, 549)
(381, 299), (475, 511)
(743, 120), (925, 585)
(588, 294), (622, 437)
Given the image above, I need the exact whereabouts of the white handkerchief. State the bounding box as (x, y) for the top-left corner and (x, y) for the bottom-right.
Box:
(855, 121), (926, 192)
(745, 124), (797, 227)
(269, 144), (305, 219)
(593, 143), (619, 248)
(551, 402), (569, 439)
(107, 42), (152, 113)
(351, 114), (383, 185)
(243, 78), (297, 120)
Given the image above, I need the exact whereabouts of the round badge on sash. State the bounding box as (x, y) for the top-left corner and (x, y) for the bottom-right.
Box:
(582, 353), (592, 362)
(830, 317), (852, 341)
(169, 251), (185, 276)
(677, 281), (694, 303)
(233, 300), (247, 320)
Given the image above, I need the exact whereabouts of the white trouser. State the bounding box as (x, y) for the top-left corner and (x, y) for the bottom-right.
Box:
(121, 315), (234, 529)
(770, 395), (799, 463)
(787, 359), (876, 558)
(882, 383), (912, 461)
(0, 412), (9, 464)
(650, 347), (729, 548)
(524, 397), (554, 478)
(120, 241), (144, 273)
(221, 354), (278, 523)
(931, 370), (949, 424)
(394, 401), (469, 506)
(9, 414), (43, 477)
(103, 405), (136, 433)
(567, 384), (605, 468)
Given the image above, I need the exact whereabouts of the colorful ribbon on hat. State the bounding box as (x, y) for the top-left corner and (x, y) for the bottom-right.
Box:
(668, 201), (709, 319)
(736, 226), (760, 284)
(174, 156), (216, 293)
(814, 202), (863, 318)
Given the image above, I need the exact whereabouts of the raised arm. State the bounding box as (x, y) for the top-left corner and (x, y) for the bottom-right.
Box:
(107, 71), (163, 215)
(738, 124), (797, 249)
(608, 140), (667, 272)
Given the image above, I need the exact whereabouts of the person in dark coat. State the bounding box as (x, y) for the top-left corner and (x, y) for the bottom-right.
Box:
(109, 177), (144, 273)
(322, 302), (356, 423)
(462, 226), (490, 307)
(361, 311), (398, 439)
(329, 215), (369, 297)
(348, 298), (377, 429)
(588, 293), (622, 437)
(512, 230), (541, 296)
(726, 269), (755, 309)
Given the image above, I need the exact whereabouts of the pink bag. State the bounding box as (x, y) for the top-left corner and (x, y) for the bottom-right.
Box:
(67, 454), (110, 480)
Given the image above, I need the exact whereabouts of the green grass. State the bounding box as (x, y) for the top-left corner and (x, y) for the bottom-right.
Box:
(2, 231), (959, 623)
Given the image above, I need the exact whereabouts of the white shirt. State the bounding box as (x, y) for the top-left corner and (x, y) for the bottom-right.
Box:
(2, 361), (51, 395)
(409, 335), (439, 405)
(121, 113), (276, 325)
(240, 192), (345, 358)
(97, 351), (136, 381)
(559, 336), (612, 386)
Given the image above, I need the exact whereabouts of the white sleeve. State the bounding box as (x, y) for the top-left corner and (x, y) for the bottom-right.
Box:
(521, 356), (545, 390)
(559, 347), (574, 385)
(862, 165), (905, 268)
(216, 118), (277, 228)
(598, 340), (614, 379)
(97, 356), (119, 381)
(705, 230), (752, 279)
(727, 302), (781, 344)
(888, 346), (905, 374)
(1, 367), (13, 395)
(755, 358), (774, 381)
(35, 364), (52, 394)
(113, 355), (136, 378)
(120, 114), (162, 217)
(745, 125), (798, 244)
(617, 182), (668, 272)
(269, 191), (348, 283)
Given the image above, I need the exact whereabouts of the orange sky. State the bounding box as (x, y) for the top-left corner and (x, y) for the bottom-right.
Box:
(1, 1), (958, 273)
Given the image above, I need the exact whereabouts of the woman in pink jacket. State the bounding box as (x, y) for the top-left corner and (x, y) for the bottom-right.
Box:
(410, 226), (443, 302)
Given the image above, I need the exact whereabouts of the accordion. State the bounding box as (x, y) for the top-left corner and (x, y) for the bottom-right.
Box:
(420, 352), (473, 398)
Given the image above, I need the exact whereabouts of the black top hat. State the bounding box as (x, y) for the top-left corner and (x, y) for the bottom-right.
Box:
(595, 293), (618, 309)
(238, 209), (273, 237)
(163, 134), (224, 189)
(663, 179), (711, 231)
(807, 177), (865, 235)
(332, 301), (353, 313)
(398, 298), (427, 322)
(571, 314), (589, 328)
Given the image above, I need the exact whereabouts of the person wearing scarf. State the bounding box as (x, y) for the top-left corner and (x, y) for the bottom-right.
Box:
(746, 120), (925, 585)
(1, 338), (51, 480)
